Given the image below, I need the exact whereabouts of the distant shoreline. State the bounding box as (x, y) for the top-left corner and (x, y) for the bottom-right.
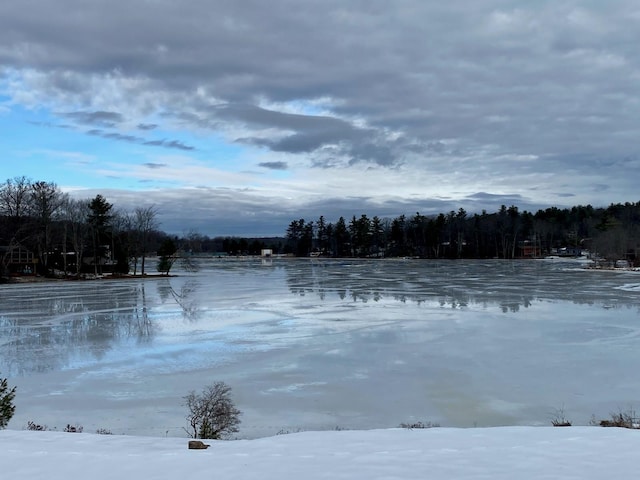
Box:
(1, 273), (174, 285)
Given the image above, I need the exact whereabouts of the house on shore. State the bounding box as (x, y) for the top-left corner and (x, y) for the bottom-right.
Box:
(0, 244), (37, 276)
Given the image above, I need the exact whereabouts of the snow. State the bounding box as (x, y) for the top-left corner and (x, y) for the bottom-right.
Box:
(2, 427), (639, 479)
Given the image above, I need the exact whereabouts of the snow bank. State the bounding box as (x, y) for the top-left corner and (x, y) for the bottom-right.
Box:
(2, 427), (639, 479)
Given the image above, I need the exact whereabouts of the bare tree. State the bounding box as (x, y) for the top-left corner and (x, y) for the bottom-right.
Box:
(0, 177), (33, 274)
(595, 225), (631, 266)
(157, 238), (178, 275)
(29, 181), (67, 272)
(184, 382), (241, 439)
(134, 206), (158, 275)
(107, 208), (132, 274)
(0, 176), (32, 218)
(178, 229), (202, 273)
(63, 198), (91, 275)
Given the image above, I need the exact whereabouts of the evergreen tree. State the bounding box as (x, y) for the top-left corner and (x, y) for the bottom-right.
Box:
(334, 216), (350, 257)
(87, 195), (113, 274)
(0, 376), (16, 429)
(316, 215), (328, 253)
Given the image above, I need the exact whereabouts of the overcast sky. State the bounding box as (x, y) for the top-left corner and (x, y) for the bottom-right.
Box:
(1, 1), (639, 236)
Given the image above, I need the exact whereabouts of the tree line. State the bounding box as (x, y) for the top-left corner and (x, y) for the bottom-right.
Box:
(0, 176), (176, 277)
(4, 175), (638, 274)
(0, 176), (286, 277)
(285, 203), (640, 265)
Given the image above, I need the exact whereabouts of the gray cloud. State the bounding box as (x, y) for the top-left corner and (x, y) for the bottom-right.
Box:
(85, 129), (195, 150)
(143, 139), (195, 151)
(142, 162), (167, 169)
(28, 120), (72, 130)
(87, 129), (139, 143)
(258, 161), (288, 170)
(137, 123), (158, 130)
(218, 103), (384, 163)
(61, 110), (123, 127)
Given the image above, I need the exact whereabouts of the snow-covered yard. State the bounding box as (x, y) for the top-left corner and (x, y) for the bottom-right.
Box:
(2, 426), (639, 479)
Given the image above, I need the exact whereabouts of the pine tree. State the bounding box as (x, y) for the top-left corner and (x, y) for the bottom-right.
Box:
(0, 376), (16, 429)
(87, 195), (114, 275)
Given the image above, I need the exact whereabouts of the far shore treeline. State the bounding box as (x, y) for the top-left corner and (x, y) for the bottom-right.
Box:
(1, 176), (639, 278)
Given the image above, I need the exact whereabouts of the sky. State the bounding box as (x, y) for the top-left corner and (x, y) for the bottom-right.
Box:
(3, 427), (640, 480)
(1, 1), (640, 236)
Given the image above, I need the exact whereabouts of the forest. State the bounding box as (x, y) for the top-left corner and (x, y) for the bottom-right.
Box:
(0, 176), (282, 278)
(284, 204), (640, 265)
(0, 177), (178, 277)
(1, 176), (639, 278)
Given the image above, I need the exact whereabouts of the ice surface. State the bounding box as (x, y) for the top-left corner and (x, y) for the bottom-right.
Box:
(1, 258), (639, 437)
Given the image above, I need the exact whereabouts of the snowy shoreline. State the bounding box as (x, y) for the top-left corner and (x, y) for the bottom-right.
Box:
(2, 427), (639, 480)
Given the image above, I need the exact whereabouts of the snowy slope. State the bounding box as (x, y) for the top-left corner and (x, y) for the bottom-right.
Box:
(2, 427), (639, 479)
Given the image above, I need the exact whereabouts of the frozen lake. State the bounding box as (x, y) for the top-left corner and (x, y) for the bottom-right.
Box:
(2, 258), (640, 438)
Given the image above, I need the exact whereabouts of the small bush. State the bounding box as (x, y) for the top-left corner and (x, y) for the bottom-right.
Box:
(552, 419), (572, 427)
(399, 421), (440, 429)
(27, 421), (48, 431)
(550, 406), (572, 427)
(64, 423), (83, 433)
(276, 427), (303, 436)
(0, 376), (16, 429)
(599, 409), (639, 429)
(96, 428), (113, 435)
(157, 239), (178, 275)
(184, 381), (241, 439)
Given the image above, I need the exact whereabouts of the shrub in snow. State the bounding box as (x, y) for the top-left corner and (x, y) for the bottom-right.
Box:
(0, 376), (16, 429)
(184, 381), (241, 439)
(26, 421), (48, 431)
(600, 409), (640, 429)
(64, 424), (83, 433)
(276, 427), (304, 435)
(550, 406), (572, 427)
(399, 421), (440, 429)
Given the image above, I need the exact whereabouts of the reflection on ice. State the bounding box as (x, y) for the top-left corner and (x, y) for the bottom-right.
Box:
(1, 258), (639, 437)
